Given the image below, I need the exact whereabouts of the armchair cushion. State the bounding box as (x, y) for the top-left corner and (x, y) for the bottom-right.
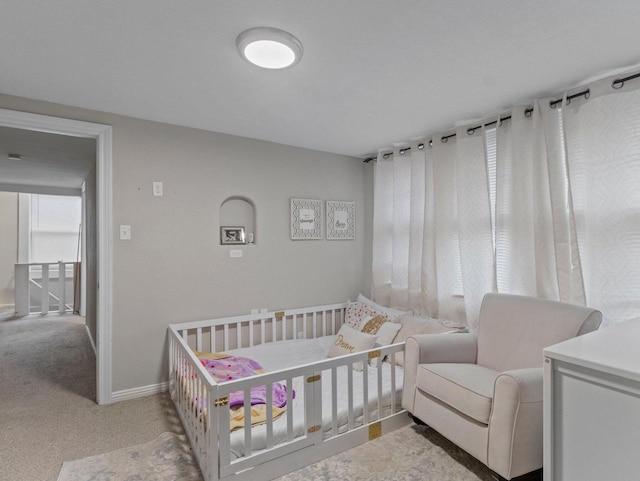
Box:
(417, 363), (500, 424)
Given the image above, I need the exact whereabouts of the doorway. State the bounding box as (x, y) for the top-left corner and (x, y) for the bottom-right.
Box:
(0, 108), (113, 404)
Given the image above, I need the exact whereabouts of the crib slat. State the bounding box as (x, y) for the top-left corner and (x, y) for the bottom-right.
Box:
(249, 320), (254, 347)
(282, 316), (286, 341)
(266, 382), (273, 449)
(377, 357), (383, 420)
(182, 330), (187, 341)
(286, 378), (294, 441)
(224, 324), (229, 350)
(237, 321), (242, 348)
(363, 362), (369, 425)
(322, 311), (326, 337)
(244, 390), (252, 456)
(347, 365), (354, 430)
(219, 396), (231, 469)
(303, 313), (307, 339)
(312, 313), (317, 339)
(331, 367), (338, 436)
(196, 328), (202, 352)
(210, 328), (216, 353)
(261, 318), (266, 345)
(390, 357), (397, 413)
(272, 315), (277, 342)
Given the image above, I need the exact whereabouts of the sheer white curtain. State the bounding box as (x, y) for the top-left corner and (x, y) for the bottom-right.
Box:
(372, 143), (425, 314)
(374, 132), (495, 329)
(372, 70), (640, 327)
(494, 103), (585, 305)
(561, 77), (640, 324)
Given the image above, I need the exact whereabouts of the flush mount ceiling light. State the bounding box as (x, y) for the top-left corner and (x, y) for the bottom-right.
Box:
(236, 27), (303, 70)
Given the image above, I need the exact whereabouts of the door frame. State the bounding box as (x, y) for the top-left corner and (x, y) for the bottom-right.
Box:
(0, 108), (113, 404)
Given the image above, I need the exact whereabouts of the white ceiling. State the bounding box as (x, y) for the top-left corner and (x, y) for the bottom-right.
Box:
(1, 1), (640, 158)
(0, 126), (95, 193)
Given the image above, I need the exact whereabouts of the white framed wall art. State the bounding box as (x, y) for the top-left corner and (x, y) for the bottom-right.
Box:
(326, 200), (355, 240)
(290, 198), (323, 240)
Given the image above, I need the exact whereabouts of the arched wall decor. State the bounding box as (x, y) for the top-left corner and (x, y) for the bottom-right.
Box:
(219, 196), (256, 244)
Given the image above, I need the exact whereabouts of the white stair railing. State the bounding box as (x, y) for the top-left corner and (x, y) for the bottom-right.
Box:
(14, 262), (78, 316)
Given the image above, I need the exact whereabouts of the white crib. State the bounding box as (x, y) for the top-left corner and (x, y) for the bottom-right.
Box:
(168, 302), (410, 481)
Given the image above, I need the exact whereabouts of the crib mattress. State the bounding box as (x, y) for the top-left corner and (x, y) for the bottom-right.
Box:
(222, 336), (404, 459)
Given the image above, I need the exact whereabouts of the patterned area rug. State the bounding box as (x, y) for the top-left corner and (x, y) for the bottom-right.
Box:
(56, 432), (201, 481)
(57, 424), (542, 481)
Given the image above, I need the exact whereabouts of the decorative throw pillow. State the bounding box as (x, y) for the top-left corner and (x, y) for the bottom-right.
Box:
(327, 324), (377, 370)
(345, 301), (394, 329)
(357, 315), (402, 346)
(357, 294), (412, 317)
(358, 315), (388, 334)
(392, 315), (465, 366)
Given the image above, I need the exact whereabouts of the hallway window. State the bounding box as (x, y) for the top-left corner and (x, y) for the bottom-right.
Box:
(29, 194), (82, 263)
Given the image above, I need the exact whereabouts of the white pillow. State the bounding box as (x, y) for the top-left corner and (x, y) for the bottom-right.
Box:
(374, 321), (403, 346)
(327, 324), (377, 371)
(357, 294), (410, 317)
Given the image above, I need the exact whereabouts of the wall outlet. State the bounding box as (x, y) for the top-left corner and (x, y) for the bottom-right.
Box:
(152, 181), (163, 196)
(230, 250), (243, 258)
(119, 225), (131, 240)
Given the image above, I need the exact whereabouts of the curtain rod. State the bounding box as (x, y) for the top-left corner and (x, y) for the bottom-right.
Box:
(364, 71), (640, 163)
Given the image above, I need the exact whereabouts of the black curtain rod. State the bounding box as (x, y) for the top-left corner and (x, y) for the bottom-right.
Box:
(363, 71), (640, 163)
(363, 108), (532, 163)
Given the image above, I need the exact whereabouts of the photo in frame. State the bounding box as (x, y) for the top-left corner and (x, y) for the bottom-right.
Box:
(220, 226), (246, 245)
(326, 200), (355, 240)
(290, 198), (323, 240)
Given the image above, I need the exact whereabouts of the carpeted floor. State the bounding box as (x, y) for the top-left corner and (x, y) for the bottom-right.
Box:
(0, 312), (182, 481)
(56, 424), (542, 481)
(2, 312), (542, 481)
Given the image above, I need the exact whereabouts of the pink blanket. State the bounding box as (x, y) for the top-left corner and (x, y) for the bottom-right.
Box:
(199, 355), (294, 408)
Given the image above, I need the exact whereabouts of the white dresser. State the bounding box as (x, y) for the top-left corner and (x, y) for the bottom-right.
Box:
(543, 318), (640, 481)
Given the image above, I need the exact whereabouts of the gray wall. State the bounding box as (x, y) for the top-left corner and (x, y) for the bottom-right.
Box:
(0, 94), (374, 393)
(0, 191), (18, 308)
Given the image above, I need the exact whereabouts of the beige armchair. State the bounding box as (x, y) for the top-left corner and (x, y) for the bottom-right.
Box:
(402, 293), (601, 480)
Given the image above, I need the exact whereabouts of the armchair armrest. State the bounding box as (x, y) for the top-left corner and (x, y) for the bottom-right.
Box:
(402, 333), (477, 413)
(488, 368), (544, 479)
(407, 333), (478, 364)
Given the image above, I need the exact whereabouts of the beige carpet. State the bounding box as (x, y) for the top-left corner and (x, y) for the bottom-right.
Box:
(2, 312), (541, 481)
(0, 313), (182, 481)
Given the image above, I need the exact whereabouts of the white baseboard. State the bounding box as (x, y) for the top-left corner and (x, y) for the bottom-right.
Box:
(111, 382), (169, 402)
(84, 325), (97, 355)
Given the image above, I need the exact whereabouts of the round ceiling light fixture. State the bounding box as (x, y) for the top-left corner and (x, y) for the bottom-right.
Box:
(236, 27), (303, 70)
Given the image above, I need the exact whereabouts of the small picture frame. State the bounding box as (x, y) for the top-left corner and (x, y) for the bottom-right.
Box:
(220, 226), (246, 245)
(326, 201), (355, 240)
(291, 198), (323, 240)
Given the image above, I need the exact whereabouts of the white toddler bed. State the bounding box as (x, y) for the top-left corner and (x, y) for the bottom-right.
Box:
(168, 303), (410, 481)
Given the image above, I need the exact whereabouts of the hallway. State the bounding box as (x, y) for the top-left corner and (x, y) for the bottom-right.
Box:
(0, 313), (180, 480)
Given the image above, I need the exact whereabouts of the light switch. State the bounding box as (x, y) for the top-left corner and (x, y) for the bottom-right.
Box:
(153, 181), (163, 196)
(119, 225), (131, 240)
(230, 249), (243, 258)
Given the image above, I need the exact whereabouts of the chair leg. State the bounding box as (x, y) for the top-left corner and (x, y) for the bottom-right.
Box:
(409, 413), (427, 426)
